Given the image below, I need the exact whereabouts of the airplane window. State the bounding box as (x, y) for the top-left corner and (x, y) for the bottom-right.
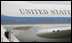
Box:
(6, 19), (8, 22)
(13, 19), (16, 22)
(6, 19), (9, 22)
(4, 19), (6, 22)
(10, 19), (12, 22)
(11, 19), (13, 22)
(1, 19), (3, 22)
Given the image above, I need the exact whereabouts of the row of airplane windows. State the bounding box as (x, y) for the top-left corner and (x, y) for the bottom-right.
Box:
(1, 19), (18, 22)
(1, 18), (71, 23)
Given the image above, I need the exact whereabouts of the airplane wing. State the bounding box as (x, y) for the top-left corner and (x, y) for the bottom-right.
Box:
(36, 27), (71, 38)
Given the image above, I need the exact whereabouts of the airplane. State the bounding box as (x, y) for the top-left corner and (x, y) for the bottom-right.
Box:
(1, 1), (71, 42)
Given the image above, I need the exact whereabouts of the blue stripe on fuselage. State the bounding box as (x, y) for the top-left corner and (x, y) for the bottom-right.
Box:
(1, 15), (71, 24)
